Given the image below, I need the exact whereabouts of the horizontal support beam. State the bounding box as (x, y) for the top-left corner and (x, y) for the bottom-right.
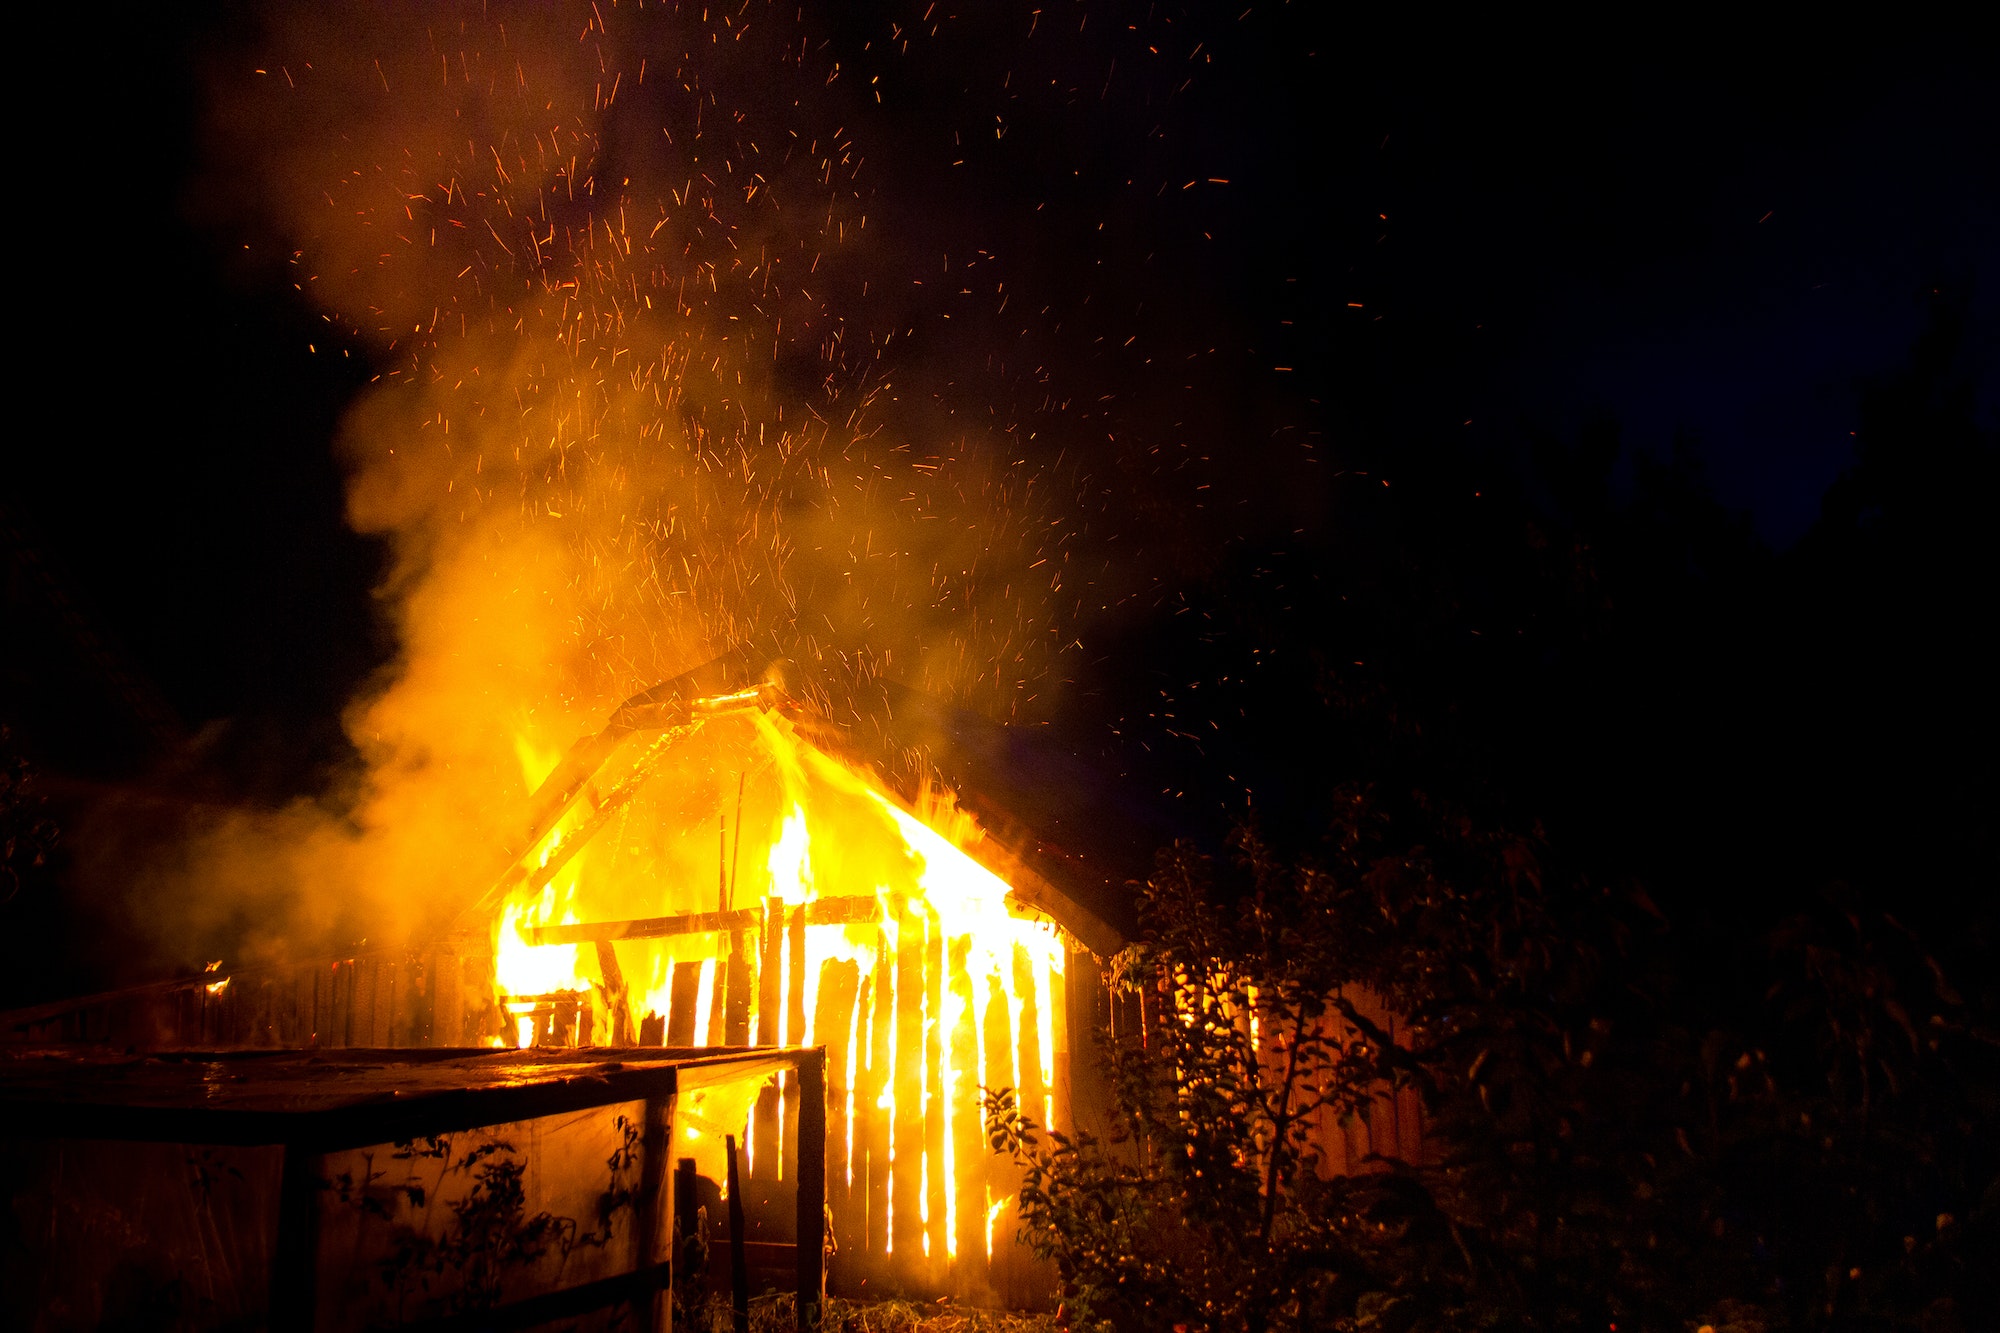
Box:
(523, 894), (882, 946)
(0, 1047), (798, 1150)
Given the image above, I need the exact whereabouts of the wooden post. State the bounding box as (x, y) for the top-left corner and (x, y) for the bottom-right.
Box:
(726, 1134), (751, 1333)
(797, 1048), (827, 1332)
(675, 1155), (702, 1309)
(270, 1143), (323, 1332)
(636, 1092), (673, 1332)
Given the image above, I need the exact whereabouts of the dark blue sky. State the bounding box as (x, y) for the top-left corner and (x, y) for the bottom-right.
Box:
(1394, 27), (1998, 545)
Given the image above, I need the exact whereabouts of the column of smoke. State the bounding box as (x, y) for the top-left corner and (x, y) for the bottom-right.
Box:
(125, 1), (1074, 965)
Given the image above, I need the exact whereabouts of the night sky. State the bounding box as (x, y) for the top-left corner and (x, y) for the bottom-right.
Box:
(4, 5), (1995, 994)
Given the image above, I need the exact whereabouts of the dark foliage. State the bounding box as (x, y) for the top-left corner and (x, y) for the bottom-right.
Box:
(329, 1118), (644, 1318)
(991, 805), (1998, 1331)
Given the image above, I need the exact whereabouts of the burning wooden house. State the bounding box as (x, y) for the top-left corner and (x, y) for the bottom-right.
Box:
(3, 652), (1137, 1318)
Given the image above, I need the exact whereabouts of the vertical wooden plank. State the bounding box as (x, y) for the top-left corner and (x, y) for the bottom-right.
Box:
(415, 954), (435, 1047)
(980, 969), (1019, 1297)
(1014, 945), (1048, 1143)
(783, 906), (807, 1182)
(863, 938), (895, 1269)
(1049, 952), (1071, 1139)
(726, 1135), (751, 1333)
(753, 903), (783, 1180)
(758, 902), (784, 1043)
(947, 935), (985, 1287)
(667, 961), (704, 1047)
(706, 950), (730, 1046)
(1011, 945), (1049, 1305)
(1063, 951), (1102, 1143)
(796, 1049), (827, 1332)
(348, 960), (368, 1040)
(434, 952), (460, 1048)
(271, 1144), (323, 1332)
(405, 958), (424, 1047)
(724, 929), (754, 1046)
(812, 959), (858, 1283)
(891, 906), (926, 1276)
(923, 912), (947, 1272)
(346, 956), (362, 1048)
(848, 973), (877, 1272)
(259, 976), (271, 1047)
(788, 907), (809, 1044)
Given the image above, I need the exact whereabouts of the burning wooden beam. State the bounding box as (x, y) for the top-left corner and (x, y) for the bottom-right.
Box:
(452, 650), (790, 931)
(519, 894), (881, 945)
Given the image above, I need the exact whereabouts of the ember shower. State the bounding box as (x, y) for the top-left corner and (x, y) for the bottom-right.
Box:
(179, 1), (1075, 951)
(158, 0), (1097, 1299)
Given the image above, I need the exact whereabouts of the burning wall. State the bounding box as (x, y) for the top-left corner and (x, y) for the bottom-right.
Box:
(470, 667), (1099, 1302)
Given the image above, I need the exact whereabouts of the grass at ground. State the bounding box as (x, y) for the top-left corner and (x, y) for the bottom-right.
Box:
(682, 1293), (1058, 1333)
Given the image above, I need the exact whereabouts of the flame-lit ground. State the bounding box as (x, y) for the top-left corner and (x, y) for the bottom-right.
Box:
(492, 709), (1071, 1293)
